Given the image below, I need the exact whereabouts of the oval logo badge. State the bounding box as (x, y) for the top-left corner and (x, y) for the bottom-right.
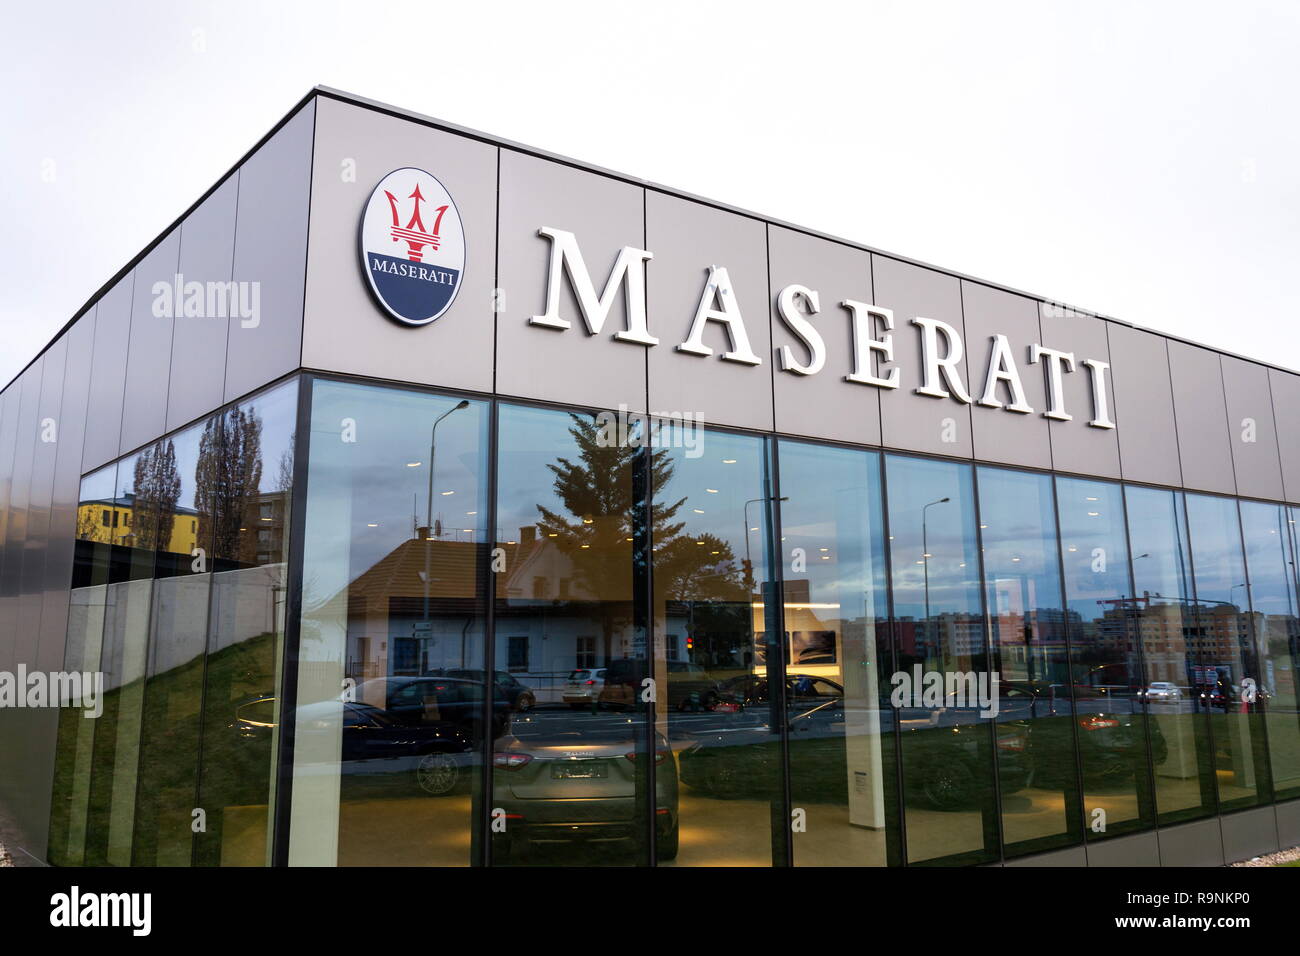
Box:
(360, 167), (465, 326)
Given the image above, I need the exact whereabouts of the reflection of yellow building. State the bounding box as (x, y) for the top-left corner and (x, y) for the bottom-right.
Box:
(76, 497), (199, 554)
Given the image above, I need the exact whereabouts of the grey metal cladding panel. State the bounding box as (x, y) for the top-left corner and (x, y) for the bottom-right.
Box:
(0, 392), (15, 666)
(1267, 368), (1300, 503)
(1107, 324), (1182, 487)
(1276, 798), (1300, 848)
(497, 150), (645, 412)
(1004, 846), (1087, 866)
(226, 100), (314, 403)
(963, 282), (1050, 469)
(1084, 830), (1160, 866)
(0, 391), (17, 558)
(645, 193), (772, 430)
(13, 706), (59, 859)
(167, 174), (238, 431)
(1220, 356), (1284, 501)
(304, 98), (496, 394)
(82, 279), (131, 471)
(767, 226), (879, 445)
(15, 337), (66, 669)
(1168, 341), (1236, 495)
(0, 361), (43, 672)
(119, 228), (181, 455)
(1219, 806), (1280, 862)
(38, 315), (94, 673)
(872, 255), (972, 457)
(1157, 817), (1226, 867)
(1037, 304), (1121, 479)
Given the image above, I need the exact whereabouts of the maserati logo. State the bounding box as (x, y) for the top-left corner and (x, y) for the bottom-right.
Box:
(360, 167), (465, 326)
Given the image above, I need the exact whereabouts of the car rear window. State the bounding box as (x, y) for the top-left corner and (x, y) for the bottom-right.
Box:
(569, 670), (590, 680)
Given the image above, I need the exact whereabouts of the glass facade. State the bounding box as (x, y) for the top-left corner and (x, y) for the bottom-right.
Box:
(44, 374), (1300, 865)
(47, 378), (297, 867)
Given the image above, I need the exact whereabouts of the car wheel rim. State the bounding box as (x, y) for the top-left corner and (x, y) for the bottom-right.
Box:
(418, 753), (458, 795)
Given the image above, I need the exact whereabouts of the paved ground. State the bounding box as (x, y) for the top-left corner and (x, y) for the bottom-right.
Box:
(0, 840), (11, 867)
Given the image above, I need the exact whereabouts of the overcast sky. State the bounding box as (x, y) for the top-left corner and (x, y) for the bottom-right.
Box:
(1, 1), (1297, 388)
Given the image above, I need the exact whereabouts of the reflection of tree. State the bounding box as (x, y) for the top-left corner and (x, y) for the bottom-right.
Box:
(132, 440), (180, 549)
(195, 405), (263, 564)
(535, 414), (739, 660)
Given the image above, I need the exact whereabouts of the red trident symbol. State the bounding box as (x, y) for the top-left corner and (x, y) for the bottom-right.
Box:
(384, 183), (449, 262)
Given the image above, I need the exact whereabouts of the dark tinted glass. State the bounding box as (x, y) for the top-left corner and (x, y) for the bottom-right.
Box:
(977, 466), (1082, 855)
(195, 379), (297, 866)
(1124, 485), (1216, 824)
(46, 464), (115, 866)
(1184, 493), (1270, 810)
(1056, 476), (1154, 837)
(293, 379), (487, 866)
(494, 403), (647, 866)
(778, 440), (893, 866)
(653, 428), (775, 866)
(1240, 501), (1300, 800)
(885, 454), (997, 866)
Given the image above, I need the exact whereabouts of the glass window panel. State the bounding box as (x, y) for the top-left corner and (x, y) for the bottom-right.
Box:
(1125, 485), (1216, 824)
(129, 420), (211, 866)
(493, 403), (648, 866)
(654, 427), (775, 866)
(885, 454), (997, 866)
(778, 440), (893, 867)
(977, 466), (1082, 856)
(1240, 500), (1300, 799)
(46, 464), (115, 867)
(291, 380), (487, 866)
(1184, 493), (1270, 810)
(83, 450), (160, 865)
(195, 380), (298, 866)
(1056, 476), (1154, 836)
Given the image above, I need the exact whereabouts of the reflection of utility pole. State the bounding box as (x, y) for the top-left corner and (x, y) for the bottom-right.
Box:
(742, 496), (788, 598)
(922, 497), (949, 665)
(421, 400), (470, 668)
(743, 496), (789, 669)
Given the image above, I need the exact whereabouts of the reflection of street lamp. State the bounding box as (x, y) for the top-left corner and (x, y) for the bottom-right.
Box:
(742, 496), (789, 597)
(421, 400), (470, 665)
(922, 497), (950, 662)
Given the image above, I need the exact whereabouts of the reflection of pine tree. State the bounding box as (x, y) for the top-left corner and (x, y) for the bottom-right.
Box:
(195, 406), (263, 564)
(132, 440), (180, 550)
(535, 414), (739, 660)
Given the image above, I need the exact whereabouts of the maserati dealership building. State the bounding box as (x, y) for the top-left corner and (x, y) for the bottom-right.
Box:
(2, 87), (1299, 867)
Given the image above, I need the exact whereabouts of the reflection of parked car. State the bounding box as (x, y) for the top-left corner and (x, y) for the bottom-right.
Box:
(492, 721), (678, 861)
(359, 676), (511, 739)
(233, 696), (472, 795)
(1144, 682), (1182, 702)
(684, 675), (1033, 811)
(563, 668), (606, 707)
(442, 669), (535, 712)
(598, 658), (720, 712)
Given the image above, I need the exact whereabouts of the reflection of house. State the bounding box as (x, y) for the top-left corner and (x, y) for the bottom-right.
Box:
(77, 493), (200, 553)
(324, 525), (755, 683)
